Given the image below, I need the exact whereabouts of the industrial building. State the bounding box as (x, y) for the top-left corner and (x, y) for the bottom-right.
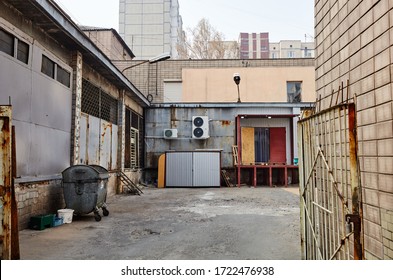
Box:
(0, 0), (148, 233)
(114, 58), (315, 187)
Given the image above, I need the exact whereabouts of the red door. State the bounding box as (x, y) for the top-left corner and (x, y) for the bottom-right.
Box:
(269, 127), (286, 164)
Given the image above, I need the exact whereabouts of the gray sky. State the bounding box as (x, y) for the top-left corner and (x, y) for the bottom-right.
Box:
(55, 0), (314, 42)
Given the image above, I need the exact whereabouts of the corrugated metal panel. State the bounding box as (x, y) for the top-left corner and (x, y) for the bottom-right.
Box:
(100, 120), (112, 169)
(88, 116), (100, 165)
(165, 152), (193, 187)
(111, 124), (118, 170)
(193, 152), (220, 186)
(79, 114), (88, 164)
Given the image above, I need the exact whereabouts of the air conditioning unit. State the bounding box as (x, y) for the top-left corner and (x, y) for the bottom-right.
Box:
(192, 116), (209, 139)
(164, 129), (178, 139)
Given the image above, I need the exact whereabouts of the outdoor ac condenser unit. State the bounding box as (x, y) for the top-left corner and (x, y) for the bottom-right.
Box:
(164, 128), (178, 139)
(192, 116), (209, 139)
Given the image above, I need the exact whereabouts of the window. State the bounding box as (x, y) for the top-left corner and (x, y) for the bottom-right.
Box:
(17, 40), (29, 64)
(0, 29), (14, 56)
(0, 28), (29, 64)
(56, 65), (71, 87)
(81, 78), (118, 124)
(287, 51), (295, 58)
(124, 107), (144, 169)
(41, 55), (71, 87)
(287, 81), (302, 102)
(41, 55), (55, 78)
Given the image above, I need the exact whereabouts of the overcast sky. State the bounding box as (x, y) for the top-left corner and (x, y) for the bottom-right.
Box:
(55, 0), (314, 42)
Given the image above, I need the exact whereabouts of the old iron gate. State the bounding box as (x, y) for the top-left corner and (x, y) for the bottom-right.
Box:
(298, 103), (363, 260)
(1, 106), (12, 259)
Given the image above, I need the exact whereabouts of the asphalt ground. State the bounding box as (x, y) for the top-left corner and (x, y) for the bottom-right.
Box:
(17, 185), (301, 260)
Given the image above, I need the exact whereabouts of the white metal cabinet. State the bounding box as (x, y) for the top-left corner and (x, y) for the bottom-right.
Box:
(165, 151), (221, 187)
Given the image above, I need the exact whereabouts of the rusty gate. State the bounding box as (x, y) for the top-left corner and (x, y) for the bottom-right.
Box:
(298, 103), (363, 260)
(1, 106), (12, 259)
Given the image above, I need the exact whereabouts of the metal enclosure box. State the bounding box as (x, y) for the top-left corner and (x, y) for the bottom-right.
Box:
(165, 150), (221, 187)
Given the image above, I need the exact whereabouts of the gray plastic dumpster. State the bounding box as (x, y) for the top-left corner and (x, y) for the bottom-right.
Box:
(62, 164), (109, 221)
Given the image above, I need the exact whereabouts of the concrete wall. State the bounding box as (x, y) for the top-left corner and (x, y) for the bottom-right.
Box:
(181, 67), (316, 103)
(315, 0), (393, 259)
(144, 104), (307, 184)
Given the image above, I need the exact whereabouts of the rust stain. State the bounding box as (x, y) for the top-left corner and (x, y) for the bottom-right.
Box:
(221, 120), (231, 126)
(348, 103), (363, 260)
(101, 122), (113, 138)
(170, 107), (178, 121)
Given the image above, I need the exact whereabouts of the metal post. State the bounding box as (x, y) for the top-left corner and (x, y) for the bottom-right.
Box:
(0, 106), (12, 259)
(348, 103), (362, 260)
(237, 84), (241, 103)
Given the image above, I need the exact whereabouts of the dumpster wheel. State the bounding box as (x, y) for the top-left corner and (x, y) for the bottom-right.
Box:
(94, 211), (102, 222)
(103, 208), (109, 216)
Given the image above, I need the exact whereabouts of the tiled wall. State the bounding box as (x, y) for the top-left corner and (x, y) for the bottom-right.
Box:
(315, 0), (393, 259)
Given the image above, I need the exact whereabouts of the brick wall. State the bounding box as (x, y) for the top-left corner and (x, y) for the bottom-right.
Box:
(315, 0), (393, 259)
(16, 180), (65, 230)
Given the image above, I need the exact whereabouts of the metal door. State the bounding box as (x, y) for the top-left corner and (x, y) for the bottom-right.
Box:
(298, 103), (362, 260)
(270, 127), (286, 163)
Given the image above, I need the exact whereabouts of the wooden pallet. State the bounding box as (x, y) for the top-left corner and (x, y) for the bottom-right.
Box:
(221, 170), (234, 187)
(232, 145), (239, 166)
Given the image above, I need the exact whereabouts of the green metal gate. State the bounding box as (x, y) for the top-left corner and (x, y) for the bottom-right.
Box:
(298, 103), (363, 260)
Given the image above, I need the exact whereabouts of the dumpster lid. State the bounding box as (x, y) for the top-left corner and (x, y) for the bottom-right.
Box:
(62, 164), (109, 182)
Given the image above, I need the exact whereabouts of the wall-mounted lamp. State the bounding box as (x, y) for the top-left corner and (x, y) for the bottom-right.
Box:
(233, 73), (241, 103)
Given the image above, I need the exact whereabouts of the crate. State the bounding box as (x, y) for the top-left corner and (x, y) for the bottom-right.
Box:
(52, 216), (64, 227)
(29, 214), (55, 230)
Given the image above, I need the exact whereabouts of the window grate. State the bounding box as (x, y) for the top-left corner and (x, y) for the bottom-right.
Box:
(81, 79), (118, 124)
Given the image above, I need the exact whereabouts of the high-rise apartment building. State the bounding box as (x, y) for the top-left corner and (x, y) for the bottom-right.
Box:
(239, 32), (270, 59)
(119, 0), (183, 59)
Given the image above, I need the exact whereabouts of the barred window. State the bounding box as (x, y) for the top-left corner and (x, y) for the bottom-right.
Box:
(81, 79), (118, 124)
(124, 107), (144, 169)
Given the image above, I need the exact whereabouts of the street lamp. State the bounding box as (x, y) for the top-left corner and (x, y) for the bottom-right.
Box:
(121, 52), (171, 73)
(233, 73), (241, 103)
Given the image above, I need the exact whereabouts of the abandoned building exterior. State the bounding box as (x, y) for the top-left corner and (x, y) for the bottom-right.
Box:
(0, 0), (148, 230)
(297, 0), (393, 260)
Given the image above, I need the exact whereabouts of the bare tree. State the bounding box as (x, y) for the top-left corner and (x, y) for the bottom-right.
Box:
(177, 18), (239, 59)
